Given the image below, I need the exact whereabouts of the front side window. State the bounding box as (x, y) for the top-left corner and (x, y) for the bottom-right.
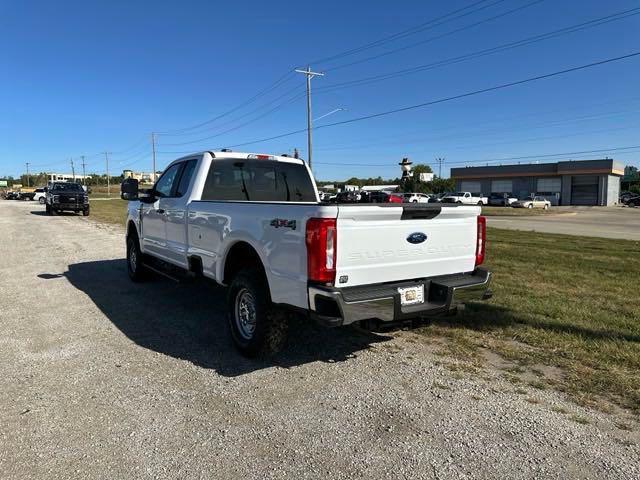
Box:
(176, 160), (197, 197)
(154, 163), (182, 198)
(201, 159), (316, 202)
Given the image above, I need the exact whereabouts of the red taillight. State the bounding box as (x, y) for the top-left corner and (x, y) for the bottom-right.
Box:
(306, 218), (337, 284)
(475, 215), (486, 266)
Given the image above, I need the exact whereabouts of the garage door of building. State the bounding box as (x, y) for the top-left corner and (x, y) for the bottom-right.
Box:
(491, 180), (512, 193)
(537, 177), (562, 205)
(571, 176), (599, 205)
(460, 181), (481, 193)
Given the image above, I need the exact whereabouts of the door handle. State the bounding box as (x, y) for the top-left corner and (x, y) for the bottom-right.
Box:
(156, 208), (165, 214)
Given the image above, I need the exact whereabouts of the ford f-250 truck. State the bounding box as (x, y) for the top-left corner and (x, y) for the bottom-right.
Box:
(121, 151), (492, 356)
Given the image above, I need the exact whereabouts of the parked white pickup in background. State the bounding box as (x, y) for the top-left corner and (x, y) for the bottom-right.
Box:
(441, 191), (488, 205)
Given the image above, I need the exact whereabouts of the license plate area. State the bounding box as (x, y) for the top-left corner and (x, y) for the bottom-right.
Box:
(398, 284), (424, 306)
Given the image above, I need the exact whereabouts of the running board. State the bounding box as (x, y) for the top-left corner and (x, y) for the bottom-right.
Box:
(141, 262), (182, 283)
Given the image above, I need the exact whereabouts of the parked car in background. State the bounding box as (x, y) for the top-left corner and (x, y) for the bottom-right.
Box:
(33, 188), (47, 204)
(488, 193), (518, 206)
(18, 190), (36, 201)
(512, 195), (551, 209)
(625, 194), (640, 207)
(46, 182), (90, 216)
(402, 193), (431, 203)
(441, 191), (488, 205)
(5, 191), (20, 200)
(619, 191), (636, 204)
(332, 191), (361, 203)
(368, 191), (402, 203)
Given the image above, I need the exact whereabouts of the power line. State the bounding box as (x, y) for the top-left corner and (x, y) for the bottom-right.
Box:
(138, 1), (536, 145)
(323, 0), (547, 72)
(315, 106), (640, 152)
(315, 7), (640, 93)
(159, 87), (306, 146)
(308, 0), (501, 66)
(216, 51), (640, 151)
(155, 70), (297, 136)
(316, 52), (640, 129)
(313, 144), (640, 168)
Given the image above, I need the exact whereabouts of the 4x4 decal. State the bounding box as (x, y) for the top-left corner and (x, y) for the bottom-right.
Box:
(270, 218), (296, 230)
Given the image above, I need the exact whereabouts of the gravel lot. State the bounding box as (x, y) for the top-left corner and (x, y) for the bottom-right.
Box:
(1, 201), (638, 480)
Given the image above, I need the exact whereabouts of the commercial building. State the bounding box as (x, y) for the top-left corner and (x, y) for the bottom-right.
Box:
(451, 159), (624, 206)
(48, 173), (92, 182)
(122, 170), (159, 183)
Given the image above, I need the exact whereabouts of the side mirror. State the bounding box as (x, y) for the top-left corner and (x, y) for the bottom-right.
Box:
(121, 178), (139, 201)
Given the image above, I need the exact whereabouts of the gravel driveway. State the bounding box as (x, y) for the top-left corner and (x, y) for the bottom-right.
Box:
(1, 201), (637, 480)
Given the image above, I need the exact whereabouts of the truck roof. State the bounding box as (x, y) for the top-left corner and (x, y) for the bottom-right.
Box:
(176, 151), (306, 165)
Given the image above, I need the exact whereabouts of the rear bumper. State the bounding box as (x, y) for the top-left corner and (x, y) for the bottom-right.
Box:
(309, 268), (492, 327)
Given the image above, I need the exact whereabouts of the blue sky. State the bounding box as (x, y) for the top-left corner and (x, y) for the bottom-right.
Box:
(1, 0), (639, 180)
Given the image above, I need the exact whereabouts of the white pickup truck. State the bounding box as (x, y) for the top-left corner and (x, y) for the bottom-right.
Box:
(121, 151), (491, 356)
(441, 192), (488, 205)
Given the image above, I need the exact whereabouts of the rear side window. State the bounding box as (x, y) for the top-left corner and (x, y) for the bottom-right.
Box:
(201, 159), (316, 202)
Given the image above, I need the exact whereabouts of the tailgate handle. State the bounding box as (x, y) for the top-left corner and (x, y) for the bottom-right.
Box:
(401, 206), (441, 220)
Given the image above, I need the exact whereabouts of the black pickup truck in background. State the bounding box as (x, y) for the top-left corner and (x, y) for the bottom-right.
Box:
(46, 182), (90, 216)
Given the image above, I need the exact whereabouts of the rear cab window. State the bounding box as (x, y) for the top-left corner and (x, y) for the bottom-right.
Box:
(201, 159), (317, 202)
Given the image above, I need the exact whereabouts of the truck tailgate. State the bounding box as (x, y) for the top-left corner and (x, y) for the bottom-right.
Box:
(335, 204), (479, 287)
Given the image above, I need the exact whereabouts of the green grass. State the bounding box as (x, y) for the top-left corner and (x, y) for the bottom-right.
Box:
(481, 206), (554, 216)
(89, 198), (128, 226)
(418, 228), (640, 413)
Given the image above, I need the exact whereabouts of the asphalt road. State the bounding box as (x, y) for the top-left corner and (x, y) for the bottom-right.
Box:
(1, 201), (638, 480)
(487, 207), (640, 240)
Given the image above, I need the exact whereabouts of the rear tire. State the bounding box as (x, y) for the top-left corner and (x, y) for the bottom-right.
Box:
(528, 204), (533, 209)
(127, 234), (147, 282)
(39, 197), (46, 204)
(544, 204), (549, 210)
(227, 268), (287, 357)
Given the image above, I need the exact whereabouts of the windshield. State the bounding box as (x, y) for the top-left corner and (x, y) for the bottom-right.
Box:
(52, 183), (84, 192)
(454, 192), (466, 196)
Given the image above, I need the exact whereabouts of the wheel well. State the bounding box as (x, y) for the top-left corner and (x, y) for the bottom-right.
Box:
(127, 221), (138, 239)
(223, 242), (266, 285)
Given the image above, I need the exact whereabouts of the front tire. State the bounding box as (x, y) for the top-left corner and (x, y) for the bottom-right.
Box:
(126, 234), (147, 282)
(528, 204), (533, 209)
(227, 269), (287, 357)
(83, 206), (90, 216)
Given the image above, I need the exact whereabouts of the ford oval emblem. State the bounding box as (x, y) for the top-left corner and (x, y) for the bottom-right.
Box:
(407, 232), (427, 244)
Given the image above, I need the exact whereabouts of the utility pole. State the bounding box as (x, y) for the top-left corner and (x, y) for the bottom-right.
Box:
(436, 157), (445, 178)
(151, 132), (157, 183)
(81, 155), (86, 185)
(25, 162), (30, 187)
(70, 158), (76, 181)
(104, 152), (111, 196)
(295, 66), (324, 170)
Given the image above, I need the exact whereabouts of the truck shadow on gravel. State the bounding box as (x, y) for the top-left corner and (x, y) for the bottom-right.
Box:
(59, 259), (391, 376)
